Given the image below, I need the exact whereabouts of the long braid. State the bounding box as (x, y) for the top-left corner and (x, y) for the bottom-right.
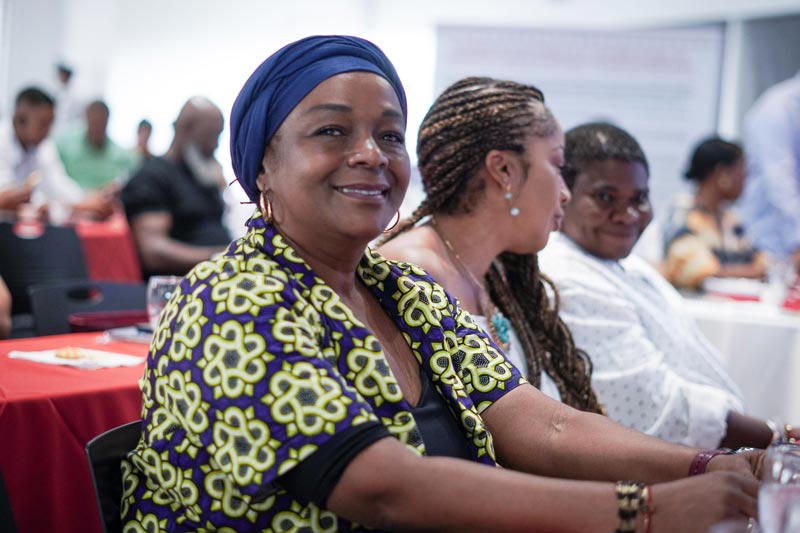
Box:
(384, 77), (603, 413)
(488, 255), (602, 413)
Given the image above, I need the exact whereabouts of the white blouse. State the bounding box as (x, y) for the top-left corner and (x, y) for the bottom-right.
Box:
(471, 314), (562, 402)
(539, 232), (744, 448)
(0, 119), (85, 209)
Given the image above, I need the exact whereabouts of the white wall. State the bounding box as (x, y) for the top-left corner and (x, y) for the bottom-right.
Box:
(6, 0), (800, 141)
(3, 0), (800, 216)
(1, 0), (66, 116)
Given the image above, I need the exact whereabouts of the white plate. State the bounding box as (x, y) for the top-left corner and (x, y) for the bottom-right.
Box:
(8, 347), (145, 369)
(702, 277), (763, 299)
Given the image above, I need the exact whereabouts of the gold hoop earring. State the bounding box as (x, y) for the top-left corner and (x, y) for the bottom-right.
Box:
(383, 210), (401, 234)
(259, 190), (274, 224)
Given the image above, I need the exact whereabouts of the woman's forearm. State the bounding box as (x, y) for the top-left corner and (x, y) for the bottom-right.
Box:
(715, 262), (766, 280)
(484, 386), (699, 483)
(329, 436), (620, 533)
(721, 411), (773, 449)
(328, 433), (757, 532)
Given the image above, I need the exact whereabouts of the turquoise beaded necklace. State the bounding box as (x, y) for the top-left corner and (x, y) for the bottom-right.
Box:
(430, 218), (512, 352)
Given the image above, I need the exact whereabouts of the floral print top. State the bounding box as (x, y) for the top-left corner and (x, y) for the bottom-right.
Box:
(121, 213), (525, 532)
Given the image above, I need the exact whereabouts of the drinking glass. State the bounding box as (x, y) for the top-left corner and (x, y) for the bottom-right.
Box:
(146, 275), (181, 330)
(759, 444), (800, 533)
(761, 255), (796, 306)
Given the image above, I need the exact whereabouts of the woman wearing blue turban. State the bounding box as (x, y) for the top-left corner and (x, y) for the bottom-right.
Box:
(121, 35), (763, 532)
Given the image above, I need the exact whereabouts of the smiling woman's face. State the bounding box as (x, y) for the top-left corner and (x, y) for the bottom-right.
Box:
(561, 159), (651, 260)
(257, 72), (410, 246)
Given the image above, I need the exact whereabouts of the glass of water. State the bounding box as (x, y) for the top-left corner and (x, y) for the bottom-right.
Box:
(759, 444), (800, 533)
(146, 275), (181, 330)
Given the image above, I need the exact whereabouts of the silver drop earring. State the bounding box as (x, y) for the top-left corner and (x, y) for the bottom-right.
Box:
(504, 188), (519, 217)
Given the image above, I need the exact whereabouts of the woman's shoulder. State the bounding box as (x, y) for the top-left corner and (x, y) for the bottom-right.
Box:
(540, 234), (600, 276)
(187, 249), (302, 303)
(539, 236), (621, 293)
(378, 226), (454, 286)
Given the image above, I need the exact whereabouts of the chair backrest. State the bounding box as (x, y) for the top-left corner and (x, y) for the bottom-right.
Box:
(0, 222), (88, 315)
(85, 421), (141, 533)
(29, 281), (146, 336)
(0, 467), (17, 533)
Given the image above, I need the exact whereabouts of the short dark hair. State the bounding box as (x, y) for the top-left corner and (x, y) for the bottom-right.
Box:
(137, 119), (152, 131)
(562, 122), (649, 189)
(86, 99), (110, 115)
(56, 62), (74, 78)
(684, 136), (742, 182)
(15, 86), (55, 108)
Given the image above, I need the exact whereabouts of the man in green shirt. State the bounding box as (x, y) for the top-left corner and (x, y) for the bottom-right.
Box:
(56, 100), (136, 190)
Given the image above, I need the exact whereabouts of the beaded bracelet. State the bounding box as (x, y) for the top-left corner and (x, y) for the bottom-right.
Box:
(688, 448), (734, 476)
(615, 481), (645, 533)
(786, 424), (797, 444)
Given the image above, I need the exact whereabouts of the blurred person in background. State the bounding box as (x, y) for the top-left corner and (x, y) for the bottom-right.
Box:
(121, 96), (230, 278)
(664, 137), (765, 290)
(0, 86), (115, 222)
(737, 72), (800, 273)
(51, 62), (84, 134)
(0, 276), (10, 340)
(132, 118), (154, 164)
(56, 99), (136, 191)
(540, 121), (797, 449)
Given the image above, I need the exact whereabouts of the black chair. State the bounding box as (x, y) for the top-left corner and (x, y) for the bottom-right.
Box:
(85, 421), (141, 533)
(0, 222), (88, 319)
(28, 281), (147, 336)
(0, 468), (17, 533)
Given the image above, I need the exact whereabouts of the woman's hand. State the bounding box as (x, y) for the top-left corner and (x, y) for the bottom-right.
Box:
(72, 192), (116, 221)
(650, 471), (758, 532)
(706, 449), (765, 480)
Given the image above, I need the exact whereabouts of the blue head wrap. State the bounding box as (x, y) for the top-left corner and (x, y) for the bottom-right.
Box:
(230, 35), (407, 202)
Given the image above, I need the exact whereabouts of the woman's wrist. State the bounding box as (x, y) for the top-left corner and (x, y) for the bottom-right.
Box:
(766, 419), (782, 445)
(688, 448), (734, 476)
(614, 481), (653, 533)
(766, 419), (797, 444)
(642, 485), (654, 533)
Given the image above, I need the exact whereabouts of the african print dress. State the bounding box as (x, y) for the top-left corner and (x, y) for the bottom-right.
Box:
(121, 213), (526, 532)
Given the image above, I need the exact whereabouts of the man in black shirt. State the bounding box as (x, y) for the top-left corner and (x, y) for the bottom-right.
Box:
(121, 97), (230, 278)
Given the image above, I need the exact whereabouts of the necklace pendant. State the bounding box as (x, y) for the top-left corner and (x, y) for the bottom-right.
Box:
(491, 310), (511, 346)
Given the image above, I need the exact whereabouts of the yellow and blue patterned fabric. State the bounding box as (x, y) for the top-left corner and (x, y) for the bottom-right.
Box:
(664, 202), (764, 289)
(121, 212), (526, 532)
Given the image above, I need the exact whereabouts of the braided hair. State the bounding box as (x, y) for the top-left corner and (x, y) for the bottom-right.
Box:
(384, 77), (603, 413)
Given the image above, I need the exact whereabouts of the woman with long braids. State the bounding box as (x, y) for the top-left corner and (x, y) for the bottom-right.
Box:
(379, 77), (602, 413)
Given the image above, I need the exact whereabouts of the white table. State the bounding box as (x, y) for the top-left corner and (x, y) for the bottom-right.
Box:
(682, 297), (800, 424)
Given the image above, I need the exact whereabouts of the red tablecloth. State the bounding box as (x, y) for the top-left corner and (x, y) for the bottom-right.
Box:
(75, 213), (142, 282)
(0, 332), (147, 533)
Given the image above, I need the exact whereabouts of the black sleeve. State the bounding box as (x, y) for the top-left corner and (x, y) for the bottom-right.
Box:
(278, 421), (392, 507)
(120, 159), (172, 218)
